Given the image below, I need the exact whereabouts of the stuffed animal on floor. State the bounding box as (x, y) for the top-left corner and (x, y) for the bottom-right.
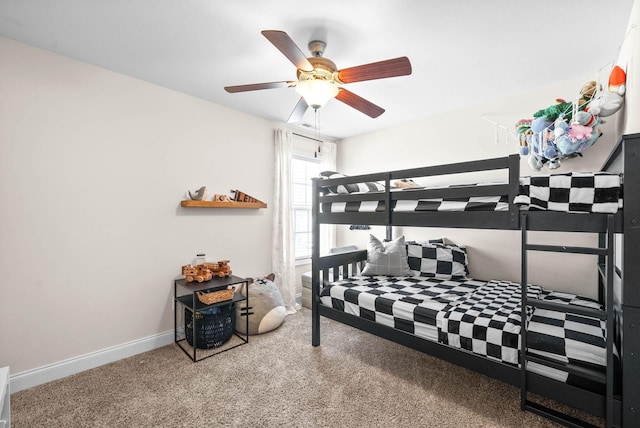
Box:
(235, 273), (286, 335)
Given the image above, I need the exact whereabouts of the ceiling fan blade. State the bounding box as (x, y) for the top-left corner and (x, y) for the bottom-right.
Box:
(261, 30), (314, 72)
(287, 98), (309, 123)
(335, 88), (385, 118)
(224, 81), (294, 93)
(336, 56), (412, 84)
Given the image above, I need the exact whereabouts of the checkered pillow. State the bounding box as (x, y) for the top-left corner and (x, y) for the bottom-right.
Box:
(320, 171), (385, 194)
(361, 235), (413, 276)
(406, 241), (469, 278)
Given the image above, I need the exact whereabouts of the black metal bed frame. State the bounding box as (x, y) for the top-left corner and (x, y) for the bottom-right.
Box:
(311, 133), (640, 427)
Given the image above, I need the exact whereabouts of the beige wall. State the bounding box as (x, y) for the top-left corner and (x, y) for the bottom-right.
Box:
(336, 75), (623, 297)
(0, 37), (277, 374)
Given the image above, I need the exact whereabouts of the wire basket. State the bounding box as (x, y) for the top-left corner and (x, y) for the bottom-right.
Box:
(196, 287), (234, 305)
(185, 303), (235, 349)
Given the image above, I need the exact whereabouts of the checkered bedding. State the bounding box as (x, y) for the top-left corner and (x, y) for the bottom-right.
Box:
(514, 172), (622, 213)
(320, 172), (622, 214)
(320, 275), (486, 342)
(438, 280), (543, 364)
(320, 275), (610, 386)
(526, 291), (610, 391)
(321, 184), (510, 213)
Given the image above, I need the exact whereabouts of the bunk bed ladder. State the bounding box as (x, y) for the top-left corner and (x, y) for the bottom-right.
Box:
(520, 213), (615, 428)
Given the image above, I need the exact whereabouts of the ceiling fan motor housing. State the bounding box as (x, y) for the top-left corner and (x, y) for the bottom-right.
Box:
(308, 40), (326, 57)
(296, 40), (343, 83)
(297, 56), (337, 82)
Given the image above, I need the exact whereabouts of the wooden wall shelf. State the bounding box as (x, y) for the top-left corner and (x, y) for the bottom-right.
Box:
(181, 200), (267, 209)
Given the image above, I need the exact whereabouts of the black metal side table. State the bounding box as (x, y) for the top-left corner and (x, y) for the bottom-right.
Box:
(174, 275), (249, 362)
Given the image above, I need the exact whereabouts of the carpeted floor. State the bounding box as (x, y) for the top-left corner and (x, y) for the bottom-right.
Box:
(11, 309), (604, 427)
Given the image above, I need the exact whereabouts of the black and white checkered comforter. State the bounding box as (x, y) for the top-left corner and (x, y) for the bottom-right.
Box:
(515, 172), (622, 213)
(321, 184), (510, 214)
(438, 280), (543, 364)
(320, 172), (622, 214)
(526, 290), (609, 391)
(321, 196), (509, 213)
(320, 275), (486, 341)
(320, 275), (609, 386)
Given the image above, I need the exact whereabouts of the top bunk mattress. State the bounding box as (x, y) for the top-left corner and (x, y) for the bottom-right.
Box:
(319, 172), (622, 214)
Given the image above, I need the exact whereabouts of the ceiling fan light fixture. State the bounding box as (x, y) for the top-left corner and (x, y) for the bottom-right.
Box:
(295, 79), (339, 109)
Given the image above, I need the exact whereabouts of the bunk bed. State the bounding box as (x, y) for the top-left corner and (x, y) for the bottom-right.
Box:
(310, 133), (640, 428)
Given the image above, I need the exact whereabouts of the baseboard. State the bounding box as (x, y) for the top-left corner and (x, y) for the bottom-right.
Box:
(10, 330), (175, 393)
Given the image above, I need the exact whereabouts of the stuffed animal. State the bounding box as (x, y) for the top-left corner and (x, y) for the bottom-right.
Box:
(608, 65), (626, 96)
(530, 116), (553, 133)
(574, 110), (596, 127)
(533, 98), (574, 122)
(393, 178), (420, 189)
(525, 117), (560, 171)
(515, 119), (532, 156)
(235, 273), (286, 335)
(517, 72), (624, 171)
(554, 118), (569, 137)
(588, 91), (624, 117)
(566, 124), (594, 142)
(577, 80), (598, 108)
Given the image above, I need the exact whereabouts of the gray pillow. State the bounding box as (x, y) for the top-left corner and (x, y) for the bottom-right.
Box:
(361, 234), (413, 276)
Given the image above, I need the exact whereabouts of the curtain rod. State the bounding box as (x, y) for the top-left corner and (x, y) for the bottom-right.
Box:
(292, 132), (323, 143)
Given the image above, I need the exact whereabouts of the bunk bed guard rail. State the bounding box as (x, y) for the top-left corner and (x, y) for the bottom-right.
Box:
(313, 154), (521, 230)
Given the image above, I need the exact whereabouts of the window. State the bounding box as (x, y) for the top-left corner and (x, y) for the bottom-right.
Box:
(291, 155), (321, 261)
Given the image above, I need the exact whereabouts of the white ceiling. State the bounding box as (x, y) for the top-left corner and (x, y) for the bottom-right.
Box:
(0, 0), (634, 139)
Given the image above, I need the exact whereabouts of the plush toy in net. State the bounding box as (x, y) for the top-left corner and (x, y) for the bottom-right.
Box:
(516, 65), (626, 171)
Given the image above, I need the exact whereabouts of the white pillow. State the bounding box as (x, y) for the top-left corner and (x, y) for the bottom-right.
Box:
(361, 234), (413, 276)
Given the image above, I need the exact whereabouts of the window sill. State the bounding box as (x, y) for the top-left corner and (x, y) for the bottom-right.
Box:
(295, 258), (311, 267)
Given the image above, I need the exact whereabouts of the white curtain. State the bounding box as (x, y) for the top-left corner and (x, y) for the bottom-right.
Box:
(273, 128), (297, 313)
(318, 141), (337, 255)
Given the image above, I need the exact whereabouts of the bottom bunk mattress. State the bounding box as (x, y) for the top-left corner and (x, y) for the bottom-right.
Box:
(320, 275), (486, 342)
(319, 275), (609, 391)
(526, 290), (611, 392)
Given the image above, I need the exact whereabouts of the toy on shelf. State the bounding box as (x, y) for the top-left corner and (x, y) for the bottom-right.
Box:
(230, 189), (265, 205)
(188, 186), (209, 201)
(182, 264), (213, 283)
(181, 260), (233, 282)
(202, 260), (232, 278)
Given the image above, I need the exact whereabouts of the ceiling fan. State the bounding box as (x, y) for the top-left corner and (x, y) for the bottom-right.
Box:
(224, 30), (412, 123)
